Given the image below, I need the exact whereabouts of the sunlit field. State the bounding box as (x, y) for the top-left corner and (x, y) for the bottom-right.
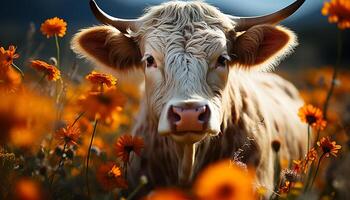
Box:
(0, 0), (349, 199)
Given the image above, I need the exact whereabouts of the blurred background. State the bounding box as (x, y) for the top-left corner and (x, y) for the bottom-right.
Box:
(0, 0), (349, 73)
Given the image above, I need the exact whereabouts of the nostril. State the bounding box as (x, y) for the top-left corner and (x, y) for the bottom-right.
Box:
(168, 106), (181, 123)
(198, 105), (210, 123)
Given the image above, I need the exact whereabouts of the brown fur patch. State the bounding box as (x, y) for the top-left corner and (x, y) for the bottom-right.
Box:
(71, 26), (142, 71)
(228, 25), (296, 71)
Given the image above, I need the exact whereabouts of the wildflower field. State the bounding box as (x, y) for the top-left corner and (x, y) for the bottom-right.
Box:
(0, 0), (350, 200)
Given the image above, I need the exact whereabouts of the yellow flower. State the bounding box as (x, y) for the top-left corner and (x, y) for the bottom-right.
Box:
(0, 45), (19, 71)
(298, 104), (327, 130)
(317, 136), (342, 157)
(322, 0), (350, 29)
(193, 160), (255, 200)
(115, 134), (144, 163)
(30, 60), (61, 81)
(40, 17), (67, 38)
(86, 71), (117, 89)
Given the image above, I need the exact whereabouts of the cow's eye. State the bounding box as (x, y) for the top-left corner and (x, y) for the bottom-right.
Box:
(146, 55), (156, 68)
(216, 55), (229, 68)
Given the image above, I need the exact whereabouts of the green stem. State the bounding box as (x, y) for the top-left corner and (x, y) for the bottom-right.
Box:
(126, 178), (146, 200)
(309, 153), (325, 191)
(322, 30), (342, 120)
(34, 74), (47, 89)
(11, 63), (24, 77)
(86, 119), (98, 198)
(54, 34), (60, 69)
(307, 125), (310, 151)
(70, 112), (85, 128)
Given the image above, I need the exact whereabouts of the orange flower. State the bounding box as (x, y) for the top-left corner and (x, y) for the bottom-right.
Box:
(96, 163), (127, 191)
(193, 160), (255, 200)
(115, 134), (144, 163)
(317, 136), (342, 157)
(305, 147), (318, 163)
(0, 67), (22, 93)
(40, 17), (67, 38)
(292, 159), (305, 174)
(0, 45), (19, 70)
(142, 188), (190, 200)
(0, 90), (55, 149)
(14, 178), (43, 200)
(298, 104), (327, 130)
(322, 0), (350, 29)
(279, 181), (291, 194)
(55, 125), (81, 146)
(78, 89), (125, 124)
(86, 71), (117, 89)
(30, 60), (61, 81)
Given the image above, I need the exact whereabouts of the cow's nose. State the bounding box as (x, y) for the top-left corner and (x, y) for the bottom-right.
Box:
(168, 104), (210, 132)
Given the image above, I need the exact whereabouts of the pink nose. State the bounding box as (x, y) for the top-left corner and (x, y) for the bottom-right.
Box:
(168, 104), (210, 132)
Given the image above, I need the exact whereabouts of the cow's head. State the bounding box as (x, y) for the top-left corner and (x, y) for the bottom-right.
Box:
(72, 0), (304, 145)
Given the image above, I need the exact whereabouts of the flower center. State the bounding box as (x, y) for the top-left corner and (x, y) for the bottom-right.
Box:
(98, 95), (112, 105)
(322, 145), (332, 153)
(306, 115), (317, 124)
(217, 183), (234, 199)
(124, 145), (134, 153)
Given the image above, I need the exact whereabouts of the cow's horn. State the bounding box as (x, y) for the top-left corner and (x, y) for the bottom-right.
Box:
(90, 0), (140, 33)
(231, 0), (305, 32)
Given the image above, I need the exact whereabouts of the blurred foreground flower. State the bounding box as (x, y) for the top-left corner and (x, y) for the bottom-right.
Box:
(193, 160), (254, 200)
(14, 178), (43, 200)
(115, 134), (144, 163)
(298, 104), (327, 130)
(322, 0), (350, 29)
(30, 60), (61, 81)
(96, 163), (128, 191)
(317, 136), (342, 157)
(0, 90), (55, 148)
(40, 17), (67, 38)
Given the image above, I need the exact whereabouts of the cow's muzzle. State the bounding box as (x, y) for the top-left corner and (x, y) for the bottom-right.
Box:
(168, 102), (210, 133)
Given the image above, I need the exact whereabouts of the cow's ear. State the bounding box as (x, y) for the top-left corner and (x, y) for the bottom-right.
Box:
(71, 25), (142, 71)
(229, 25), (297, 71)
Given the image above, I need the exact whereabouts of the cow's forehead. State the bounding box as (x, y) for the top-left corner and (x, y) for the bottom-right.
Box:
(144, 24), (228, 61)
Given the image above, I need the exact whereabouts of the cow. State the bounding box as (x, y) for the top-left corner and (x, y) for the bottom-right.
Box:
(72, 0), (307, 195)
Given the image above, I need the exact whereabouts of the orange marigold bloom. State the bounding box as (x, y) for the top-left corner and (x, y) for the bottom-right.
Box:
(194, 160), (255, 200)
(55, 125), (81, 146)
(115, 134), (144, 163)
(298, 104), (327, 130)
(142, 188), (190, 200)
(322, 0), (350, 29)
(86, 71), (117, 88)
(40, 17), (67, 38)
(78, 89), (125, 124)
(0, 45), (19, 71)
(30, 60), (61, 81)
(96, 163), (127, 191)
(292, 159), (304, 174)
(317, 136), (342, 157)
(306, 147), (318, 163)
(0, 67), (22, 93)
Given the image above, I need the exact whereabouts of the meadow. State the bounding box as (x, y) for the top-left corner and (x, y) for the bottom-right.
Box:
(0, 0), (349, 199)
